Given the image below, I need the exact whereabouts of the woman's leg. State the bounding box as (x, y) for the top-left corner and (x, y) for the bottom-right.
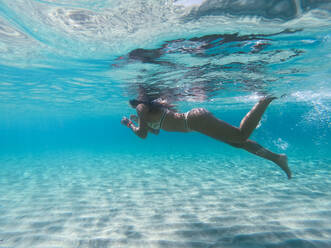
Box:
(239, 96), (275, 140)
(228, 140), (291, 179)
(188, 96), (291, 178)
(188, 96), (275, 144)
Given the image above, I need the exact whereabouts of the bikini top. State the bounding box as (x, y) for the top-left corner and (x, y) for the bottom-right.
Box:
(147, 109), (169, 130)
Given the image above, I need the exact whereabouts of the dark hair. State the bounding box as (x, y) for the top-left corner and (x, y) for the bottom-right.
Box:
(129, 98), (176, 112)
(129, 99), (145, 108)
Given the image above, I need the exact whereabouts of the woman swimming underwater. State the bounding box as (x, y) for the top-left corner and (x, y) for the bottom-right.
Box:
(121, 96), (291, 179)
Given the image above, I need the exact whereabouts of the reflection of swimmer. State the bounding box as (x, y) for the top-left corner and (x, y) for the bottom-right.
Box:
(113, 29), (302, 67)
(121, 96), (291, 179)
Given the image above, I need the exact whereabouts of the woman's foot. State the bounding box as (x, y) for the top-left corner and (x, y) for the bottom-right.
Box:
(275, 154), (292, 179)
(261, 95), (277, 104)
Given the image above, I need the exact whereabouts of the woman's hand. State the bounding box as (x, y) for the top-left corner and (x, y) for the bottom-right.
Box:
(121, 116), (131, 126)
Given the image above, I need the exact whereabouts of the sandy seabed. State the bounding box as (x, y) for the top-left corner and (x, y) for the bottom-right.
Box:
(0, 152), (330, 248)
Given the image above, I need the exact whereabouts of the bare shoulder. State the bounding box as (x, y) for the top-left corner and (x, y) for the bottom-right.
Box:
(136, 103), (149, 118)
(136, 103), (149, 113)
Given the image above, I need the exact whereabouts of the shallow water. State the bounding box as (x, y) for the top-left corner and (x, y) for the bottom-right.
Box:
(0, 0), (331, 247)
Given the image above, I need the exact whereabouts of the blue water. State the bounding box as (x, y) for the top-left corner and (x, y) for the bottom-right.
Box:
(0, 1), (331, 247)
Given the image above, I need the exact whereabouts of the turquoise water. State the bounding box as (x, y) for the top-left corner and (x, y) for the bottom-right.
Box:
(0, 1), (331, 247)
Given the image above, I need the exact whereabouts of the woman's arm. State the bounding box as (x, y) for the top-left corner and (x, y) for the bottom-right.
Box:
(130, 115), (159, 135)
(121, 104), (148, 139)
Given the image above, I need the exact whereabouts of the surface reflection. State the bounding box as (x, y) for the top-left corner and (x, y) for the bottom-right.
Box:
(114, 29), (304, 102)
